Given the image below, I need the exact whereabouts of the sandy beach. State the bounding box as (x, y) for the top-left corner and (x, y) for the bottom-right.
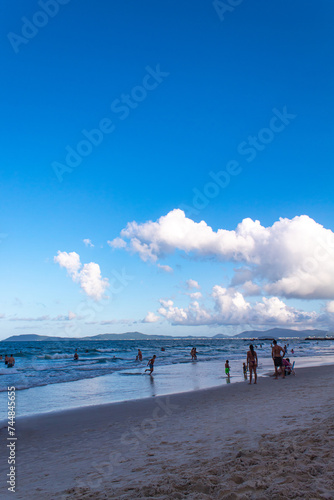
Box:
(1, 364), (334, 499)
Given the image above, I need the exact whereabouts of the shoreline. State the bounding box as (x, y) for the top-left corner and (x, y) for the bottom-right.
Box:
(1, 364), (334, 499)
(1, 354), (334, 421)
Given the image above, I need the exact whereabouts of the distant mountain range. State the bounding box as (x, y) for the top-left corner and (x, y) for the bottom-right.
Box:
(1, 328), (333, 342)
(1, 332), (172, 342)
(232, 327), (331, 339)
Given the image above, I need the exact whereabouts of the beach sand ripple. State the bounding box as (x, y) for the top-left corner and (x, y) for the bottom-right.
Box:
(57, 417), (334, 500)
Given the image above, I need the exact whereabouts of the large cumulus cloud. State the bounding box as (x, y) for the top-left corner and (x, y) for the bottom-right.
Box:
(113, 209), (334, 299)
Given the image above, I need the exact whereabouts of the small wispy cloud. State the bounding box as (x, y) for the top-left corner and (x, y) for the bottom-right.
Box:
(83, 239), (94, 247)
(108, 237), (127, 249)
(186, 279), (200, 290)
(157, 264), (173, 273)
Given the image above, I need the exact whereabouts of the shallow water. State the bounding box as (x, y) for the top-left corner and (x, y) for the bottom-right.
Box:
(0, 338), (333, 419)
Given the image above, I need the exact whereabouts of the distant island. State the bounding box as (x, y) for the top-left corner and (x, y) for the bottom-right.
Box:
(2, 328), (333, 342)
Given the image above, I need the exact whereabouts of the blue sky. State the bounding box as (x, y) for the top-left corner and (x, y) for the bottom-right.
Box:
(1, 0), (334, 339)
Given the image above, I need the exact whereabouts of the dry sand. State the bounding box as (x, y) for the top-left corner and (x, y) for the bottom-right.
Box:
(1, 364), (334, 499)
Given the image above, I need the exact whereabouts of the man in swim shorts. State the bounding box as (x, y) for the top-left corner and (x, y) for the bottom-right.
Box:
(7, 354), (15, 368)
(272, 340), (285, 379)
(145, 355), (156, 374)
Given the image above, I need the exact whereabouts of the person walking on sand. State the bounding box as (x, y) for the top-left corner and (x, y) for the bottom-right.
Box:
(225, 360), (230, 378)
(247, 345), (257, 384)
(272, 340), (285, 379)
(145, 355), (156, 374)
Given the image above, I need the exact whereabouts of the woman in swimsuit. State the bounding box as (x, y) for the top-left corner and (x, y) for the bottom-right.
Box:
(247, 345), (257, 384)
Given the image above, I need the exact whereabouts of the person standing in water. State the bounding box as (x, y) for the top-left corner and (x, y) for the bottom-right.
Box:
(7, 354), (15, 368)
(247, 345), (257, 384)
(74, 349), (79, 360)
(225, 360), (230, 378)
(145, 355), (156, 374)
(243, 362), (247, 379)
(136, 349), (143, 361)
(272, 340), (285, 379)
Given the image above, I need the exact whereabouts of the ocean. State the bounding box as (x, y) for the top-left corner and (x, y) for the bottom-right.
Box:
(1, 337), (334, 420)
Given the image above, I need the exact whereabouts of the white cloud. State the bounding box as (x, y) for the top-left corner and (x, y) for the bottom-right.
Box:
(154, 286), (319, 327)
(158, 299), (212, 326)
(108, 237), (127, 249)
(159, 299), (174, 308)
(186, 279), (200, 289)
(143, 311), (160, 323)
(9, 313), (78, 322)
(241, 281), (261, 296)
(9, 315), (50, 322)
(83, 239), (94, 247)
(117, 209), (334, 299)
(189, 292), (202, 300)
(212, 286), (251, 323)
(157, 264), (173, 273)
(54, 251), (109, 300)
(325, 301), (334, 314)
(54, 251), (81, 275)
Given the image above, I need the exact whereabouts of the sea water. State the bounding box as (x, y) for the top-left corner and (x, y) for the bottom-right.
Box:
(0, 338), (334, 420)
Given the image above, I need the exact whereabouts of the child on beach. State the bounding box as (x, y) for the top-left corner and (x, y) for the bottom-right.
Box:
(145, 355), (156, 374)
(243, 362), (247, 378)
(282, 357), (293, 376)
(225, 360), (230, 378)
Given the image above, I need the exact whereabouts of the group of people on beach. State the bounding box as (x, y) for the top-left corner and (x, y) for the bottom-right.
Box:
(225, 341), (294, 384)
(69, 340), (295, 382)
(220, 346), (258, 384)
(1, 354), (15, 367)
(271, 340), (293, 379)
